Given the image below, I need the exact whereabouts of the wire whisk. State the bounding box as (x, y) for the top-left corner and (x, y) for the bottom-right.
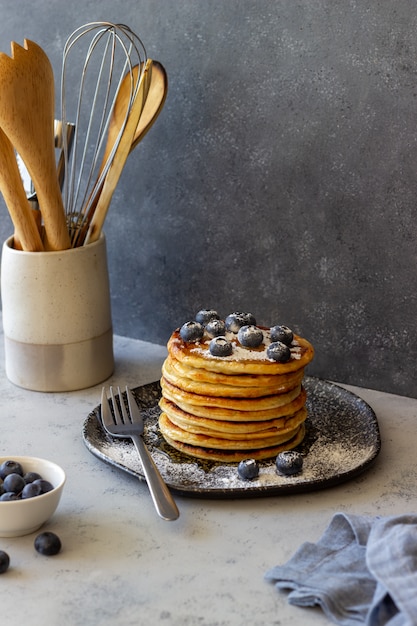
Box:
(61, 22), (147, 246)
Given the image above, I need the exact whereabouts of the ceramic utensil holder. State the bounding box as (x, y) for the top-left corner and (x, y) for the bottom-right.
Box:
(1, 234), (114, 391)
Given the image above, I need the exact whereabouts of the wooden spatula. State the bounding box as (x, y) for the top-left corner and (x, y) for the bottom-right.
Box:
(0, 128), (43, 251)
(0, 40), (70, 250)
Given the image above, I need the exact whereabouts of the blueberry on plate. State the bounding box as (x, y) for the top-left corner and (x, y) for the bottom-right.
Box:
(238, 459), (259, 480)
(34, 532), (62, 556)
(209, 336), (233, 357)
(0, 551), (10, 574)
(179, 321), (204, 343)
(267, 341), (291, 363)
(225, 312), (256, 333)
(270, 324), (294, 346)
(275, 451), (303, 476)
(195, 309), (220, 325)
(0, 460), (23, 479)
(238, 325), (264, 348)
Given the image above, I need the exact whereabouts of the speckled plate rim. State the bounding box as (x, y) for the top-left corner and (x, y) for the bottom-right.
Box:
(82, 377), (381, 499)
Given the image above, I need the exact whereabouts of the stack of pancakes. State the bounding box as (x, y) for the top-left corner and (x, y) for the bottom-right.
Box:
(158, 322), (314, 462)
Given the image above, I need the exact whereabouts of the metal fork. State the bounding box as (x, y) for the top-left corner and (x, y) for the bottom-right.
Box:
(101, 386), (179, 521)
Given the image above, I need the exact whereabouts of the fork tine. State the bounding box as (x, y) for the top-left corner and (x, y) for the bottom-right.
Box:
(109, 386), (122, 424)
(126, 387), (143, 426)
(117, 386), (131, 424)
(100, 387), (114, 428)
(109, 386), (118, 421)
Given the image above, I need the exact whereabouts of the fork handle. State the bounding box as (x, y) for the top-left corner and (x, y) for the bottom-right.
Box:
(131, 435), (179, 521)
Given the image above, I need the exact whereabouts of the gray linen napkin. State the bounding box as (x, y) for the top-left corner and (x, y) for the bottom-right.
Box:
(265, 513), (417, 626)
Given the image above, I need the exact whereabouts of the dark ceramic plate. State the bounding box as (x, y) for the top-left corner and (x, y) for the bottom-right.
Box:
(82, 377), (381, 498)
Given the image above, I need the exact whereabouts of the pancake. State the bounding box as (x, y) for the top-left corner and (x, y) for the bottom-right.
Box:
(159, 412), (303, 449)
(162, 357), (295, 398)
(159, 397), (307, 437)
(166, 354), (305, 389)
(161, 376), (302, 411)
(168, 328), (314, 375)
(160, 423), (306, 463)
(159, 385), (307, 422)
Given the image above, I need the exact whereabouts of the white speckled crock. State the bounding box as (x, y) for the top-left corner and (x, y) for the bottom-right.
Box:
(0, 234), (114, 391)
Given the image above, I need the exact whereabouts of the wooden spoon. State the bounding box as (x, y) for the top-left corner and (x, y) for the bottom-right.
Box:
(90, 60), (166, 198)
(83, 59), (153, 244)
(76, 60), (166, 246)
(131, 60), (167, 151)
(0, 40), (70, 250)
(0, 128), (44, 251)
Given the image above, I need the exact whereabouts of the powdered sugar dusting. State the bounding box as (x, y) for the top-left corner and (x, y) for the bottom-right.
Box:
(187, 329), (302, 362)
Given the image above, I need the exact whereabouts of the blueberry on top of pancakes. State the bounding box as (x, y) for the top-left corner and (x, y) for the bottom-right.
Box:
(267, 341), (291, 363)
(225, 312), (256, 333)
(209, 336), (233, 357)
(270, 324), (294, 346)
(195, 309), (220, 325)
(238, 325), (264, 348)
(205, 318), (226, 337)
(180, 321), (204, 343)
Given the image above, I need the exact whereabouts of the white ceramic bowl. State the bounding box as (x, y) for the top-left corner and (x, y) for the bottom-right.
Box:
(0, 456), (66, 537)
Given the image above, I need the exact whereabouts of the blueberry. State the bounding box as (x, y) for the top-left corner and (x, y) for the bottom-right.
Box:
(0, 492), (19, 501)
(238, 325), (264, 348)
(34, 532), (62, 556)
(3, 473), (25, 494)
(179, 321), (204, 343)
(237, 459), (259, 480)
(195, 309), (220, 325)
(0, 551), (10, 574)
(225, 312), (256, 333)
(23, 471), (42, 484)
(267, 341), (291, 363)
(205, 318), (226, 337)
(270, 325), (294, 346)
(276, 451), (303, 476)
(22, 482), (42, 499)
(209, 336), (233, 357)
(0, 460), (23, 479)
(32, 479), (54, 494)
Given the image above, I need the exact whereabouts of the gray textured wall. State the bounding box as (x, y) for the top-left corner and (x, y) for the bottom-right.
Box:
(0, 1), (417, 397)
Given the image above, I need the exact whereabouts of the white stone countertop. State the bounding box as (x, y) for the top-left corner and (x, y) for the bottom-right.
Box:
(1, 329), (417, 626)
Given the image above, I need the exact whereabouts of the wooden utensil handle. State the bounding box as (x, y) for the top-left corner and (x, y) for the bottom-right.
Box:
(0, 128), (44, 251)
(13, 207), (43, 251)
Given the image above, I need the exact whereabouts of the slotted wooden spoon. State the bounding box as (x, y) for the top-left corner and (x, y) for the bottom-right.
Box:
(0, 40), (70, 250)
(0, 128), (43, 251)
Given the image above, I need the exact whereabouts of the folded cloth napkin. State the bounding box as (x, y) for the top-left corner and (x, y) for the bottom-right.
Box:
(265, 513), (417, 626)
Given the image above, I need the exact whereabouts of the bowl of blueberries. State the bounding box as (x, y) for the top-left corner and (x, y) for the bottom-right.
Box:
(0, 456), (65, 537)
